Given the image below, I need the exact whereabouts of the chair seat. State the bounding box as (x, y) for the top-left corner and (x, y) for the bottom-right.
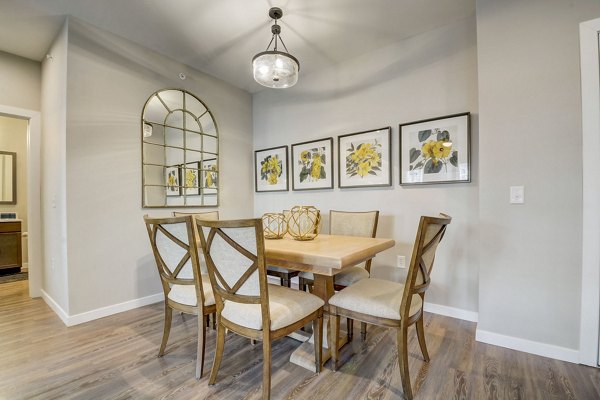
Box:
(334, 266), (369, 286)
(168, 274), (215, 307)
(329, 278), (422, 320)
(298, 266), (369, 287)
(267, 265), (295, 273)
(298, 271), (313, 279)
(222, 284), (324, 331)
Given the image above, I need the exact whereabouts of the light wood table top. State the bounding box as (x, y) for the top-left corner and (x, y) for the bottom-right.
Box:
(264, 234), (395, 276)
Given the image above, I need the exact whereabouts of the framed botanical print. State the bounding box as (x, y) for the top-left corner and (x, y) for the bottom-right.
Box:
(338, 127), (392, 188)
(399, 112), (471, 185)
(254, 145), (289, 192)
(183, 161), (200, 196)
(201, 159), (218, 195)
(165, 165), (181, 196)
(291, 137), (334, 191)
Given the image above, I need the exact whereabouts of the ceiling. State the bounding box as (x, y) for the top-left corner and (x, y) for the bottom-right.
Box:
(0, 0), (475, 93)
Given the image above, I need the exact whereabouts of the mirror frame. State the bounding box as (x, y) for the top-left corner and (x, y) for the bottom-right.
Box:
(0, 151), (16, 205)
(141, 88), (219, 208)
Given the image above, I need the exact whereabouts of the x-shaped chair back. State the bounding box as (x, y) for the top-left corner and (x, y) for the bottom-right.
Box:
(144, 215), (205, 304)
(197, 218), (270, 327)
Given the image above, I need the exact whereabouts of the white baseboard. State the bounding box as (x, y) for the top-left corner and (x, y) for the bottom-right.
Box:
(423, 301), (478, 322)
(41, 289), (70, 326)
(67, 292), (164, 326)
(42, 290), (164, 327)
(475, 329), (580, 364)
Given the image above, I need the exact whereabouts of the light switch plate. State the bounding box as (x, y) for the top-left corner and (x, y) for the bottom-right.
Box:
(510, 186), (525, 204)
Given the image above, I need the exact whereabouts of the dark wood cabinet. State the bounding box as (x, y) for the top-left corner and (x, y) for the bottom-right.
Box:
(0, 220), (22, 270)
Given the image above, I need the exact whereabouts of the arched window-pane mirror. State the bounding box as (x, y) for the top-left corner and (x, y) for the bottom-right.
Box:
(142, 89), (219, 208)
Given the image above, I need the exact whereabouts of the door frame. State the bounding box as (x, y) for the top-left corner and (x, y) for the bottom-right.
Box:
(0, 105), (41, 297)
(580, 17), (600, 367)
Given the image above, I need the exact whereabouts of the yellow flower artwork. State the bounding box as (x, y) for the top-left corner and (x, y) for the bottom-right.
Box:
(409, 128), (457, 174)
(185, 168), (198, 188)
(165, 166), (181, 196)
(204, 164), (218, 189)
(260, 154), (283, 185)
(298, 147), (326, 183)
(345, 141), (383, 178)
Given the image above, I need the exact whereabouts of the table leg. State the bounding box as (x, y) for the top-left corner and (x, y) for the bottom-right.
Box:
(289, 274), (348, 372)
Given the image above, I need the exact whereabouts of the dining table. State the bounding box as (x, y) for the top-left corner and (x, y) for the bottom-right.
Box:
(264, 233), (395, 371)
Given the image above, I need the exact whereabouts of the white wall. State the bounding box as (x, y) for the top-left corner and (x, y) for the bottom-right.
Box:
(0, 115), (28, 263)
(476, 0), (600, 357)
(253, 17), (479, 313)
(40, 21), (69, 312)
(65, 19), (253, 315)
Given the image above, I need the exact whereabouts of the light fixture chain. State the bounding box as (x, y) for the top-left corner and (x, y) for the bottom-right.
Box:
(278, 35), (290, 54)
(265, 35), (275, 52)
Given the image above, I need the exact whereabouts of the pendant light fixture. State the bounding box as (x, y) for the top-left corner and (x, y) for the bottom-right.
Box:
(252, 7), (299, 89)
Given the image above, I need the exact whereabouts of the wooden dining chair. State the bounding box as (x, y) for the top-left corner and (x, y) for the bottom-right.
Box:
(174, 211), (219, 328)
(328, 214), (451, 400)
(265, 265), (299, 287)
(299, 210), (379, 339)
(172, 211), (219, 273)
(144, 215), (216, 379)
(196, 218), (324, 400)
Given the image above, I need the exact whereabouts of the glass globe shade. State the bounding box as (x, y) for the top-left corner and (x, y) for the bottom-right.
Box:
(252, 51), (299, 89)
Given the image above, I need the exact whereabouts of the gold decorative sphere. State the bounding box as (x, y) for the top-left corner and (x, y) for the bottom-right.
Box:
(262, 213), (288, 239)
(287, 205), (321, 241)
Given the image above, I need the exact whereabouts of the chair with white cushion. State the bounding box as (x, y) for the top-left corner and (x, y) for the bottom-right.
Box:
(196, 218), (324, 400)
(299, 210), (379, 339)
(144, 214), (216, 380)
(173, 211), (219, 328)
(328, 214), (451, 400)
(172, 211), (219, 253)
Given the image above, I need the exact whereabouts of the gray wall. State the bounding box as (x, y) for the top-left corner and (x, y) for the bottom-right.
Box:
(476, 0), (600, 351)
(253, 17), (479, 312)
(65, 20), (254, 315)
(0, 51), (41, 111)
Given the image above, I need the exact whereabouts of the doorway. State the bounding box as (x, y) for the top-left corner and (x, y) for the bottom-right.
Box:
(0, 105), (41, 298)
(0, 115), (28, 284)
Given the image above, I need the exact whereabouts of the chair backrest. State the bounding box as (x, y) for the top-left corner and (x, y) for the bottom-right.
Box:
(144, 215), (206, 305)
(173, 211), (219, 273)
(196, 218), (270, 327)
(173, 211), (219, 221)
(329, 210), (379, 271)
(401, 214), (451, 318)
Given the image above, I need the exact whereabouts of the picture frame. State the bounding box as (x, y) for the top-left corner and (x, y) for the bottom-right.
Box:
(291, 137), (334, 191)
(201, 158), (218, 195)
(254, 145), (289, 192)
(165, 165), (181, 196)
(399, 112), (471, 185)
(182, 161), (200, 196)
(338, 127), (392, 188)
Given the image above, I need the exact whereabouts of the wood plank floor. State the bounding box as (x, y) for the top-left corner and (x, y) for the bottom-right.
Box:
(1, 280), (598, 399)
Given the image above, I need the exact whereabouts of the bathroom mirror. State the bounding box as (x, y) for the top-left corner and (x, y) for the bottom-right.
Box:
(141, 89), (219, 208)
(0, 151), (16, 204)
